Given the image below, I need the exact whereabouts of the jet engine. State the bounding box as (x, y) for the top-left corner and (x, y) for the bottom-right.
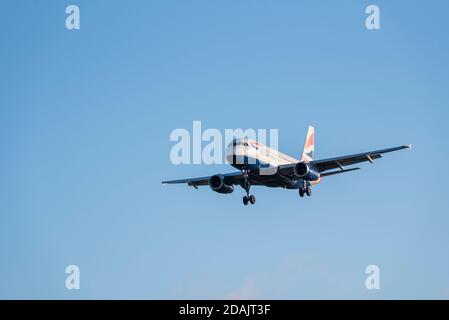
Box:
(209, 174), (234, 194)
(293, 162), (320, 181)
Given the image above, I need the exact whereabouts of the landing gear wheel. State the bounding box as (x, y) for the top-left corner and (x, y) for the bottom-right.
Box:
(306, 186), (312, 196)
(243, 196), (249, 205)
(299, 188), (305, 197)
(249, 195), (256, 204)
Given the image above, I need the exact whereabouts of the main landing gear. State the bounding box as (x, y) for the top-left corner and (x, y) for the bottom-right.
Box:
(299, 186), (312, 197)
(242, 170), (256, 206)
(243, 194), (256, 205)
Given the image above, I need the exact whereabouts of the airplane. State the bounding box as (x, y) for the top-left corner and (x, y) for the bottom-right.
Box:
(162, 126), (411, 205)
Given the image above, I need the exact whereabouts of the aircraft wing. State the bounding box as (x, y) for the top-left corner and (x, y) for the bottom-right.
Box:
(162, 171), (244, 188)
(312, 144), (411, 173)
(277, 144), (411, 177)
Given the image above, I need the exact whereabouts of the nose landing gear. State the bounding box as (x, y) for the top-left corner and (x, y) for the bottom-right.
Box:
(242, 170), (256, 205)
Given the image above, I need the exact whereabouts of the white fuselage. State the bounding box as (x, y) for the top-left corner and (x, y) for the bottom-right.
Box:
(225, 139), (298, 168)
(225, 138), (321, 186)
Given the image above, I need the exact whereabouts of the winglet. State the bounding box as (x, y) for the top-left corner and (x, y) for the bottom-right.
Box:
(405, 144), (412, 150)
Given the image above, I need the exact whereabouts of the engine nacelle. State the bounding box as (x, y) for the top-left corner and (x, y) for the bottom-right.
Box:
(209, 174), (234, 194)
(293, 162), (320, 181)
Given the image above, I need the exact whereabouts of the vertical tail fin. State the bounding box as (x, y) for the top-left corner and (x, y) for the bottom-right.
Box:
(301, 125), (315, 162)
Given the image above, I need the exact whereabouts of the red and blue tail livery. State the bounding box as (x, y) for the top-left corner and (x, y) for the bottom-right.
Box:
(301, 125), (315, 162)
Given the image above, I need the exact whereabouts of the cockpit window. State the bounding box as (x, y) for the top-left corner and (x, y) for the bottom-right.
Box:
(231, 140), (250, 147)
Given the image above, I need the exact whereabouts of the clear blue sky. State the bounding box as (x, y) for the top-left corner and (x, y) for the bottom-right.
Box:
(1, 0), (448, 299)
